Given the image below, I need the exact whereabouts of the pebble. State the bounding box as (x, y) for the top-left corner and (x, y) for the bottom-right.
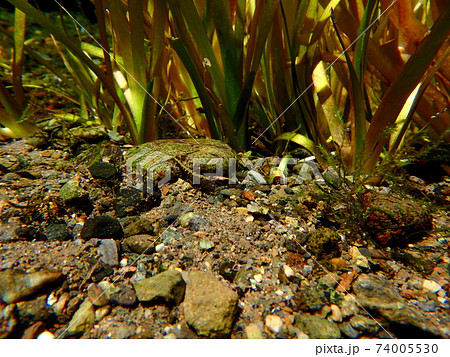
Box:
(94, 304), (111, 322)
(58, 180), (87, 203)
(88, 162), (116, 180)
(295, 313), (341, 339)
(97, 239), (119, 267)
(87, 283), (109, 307)
(349, 314), (380, 335)
(340, 294), (359, 318)
(44, 223), (73, 241)
(340, 321), (361, 339)
(422, 279), (441, 293)
(265, 314), (283, 334)
(283, 265), (295, 279)
(81, 215), (124, 240)
(184, 271), (239, 338)
(122, 234), (155, 254)
(189, 216), (211, 231)
(179, 212), (196, 227)
(0, 304), (18, 338)
(245, 323), (264, 338)
(330, 304), (342, 322)
(66, 300), (95, 335)
(199, 239), (215, 251)
(246, 170), (267, 184)
(132, 270), (186, 305)
(155, 243), (166, 253)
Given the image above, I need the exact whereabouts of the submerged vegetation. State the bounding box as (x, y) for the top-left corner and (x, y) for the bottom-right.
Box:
(0, 0), (449, 178)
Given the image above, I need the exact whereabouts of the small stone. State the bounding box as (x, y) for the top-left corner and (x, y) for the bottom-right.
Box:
(295, 313), (341, 339)
(354, 256), (370, 270)
(58, 180), (87, 204)
(220, 188), (243, 197)
(179, 212), (196, 227)
(94, 305), (111, 322)
(155, 243), (166, 253)
(184, 271), (239, 338)
(122, 216), (155, 237)
(88, 162), (116, 180)
(340, 321), (361, 339)
(246, 170), (267, 184)
(114, 187), (160, 218)
(253, 273), (263, 283)
(341, 294), (359, 318)
(246, 203), (269, 215)
(423, 279), (441, 293)
(87, 283), (109, 307)
(97, 239), (119, 267)
(245, 323), (264, 339)
(330, 304), (342, 322)
(188, 216), (210, 231)
(122, 234), (155, 254)
(265, 314), (283, 334)
(132, 270), (186, 306)
(44, 224), (73, 241)
(109, 285), (137, 307)
(81, 215), (123, 240)
(199, 239), (215, 251)
(283, 265), (295, 279)
(308, 228), (341, 261)
(349, 314), (380, 335)
(0, 304), (18, 338)
(66, 300), (95, 335)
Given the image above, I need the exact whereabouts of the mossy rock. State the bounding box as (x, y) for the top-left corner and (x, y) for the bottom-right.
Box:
(362, 192), (432, 247)
(307, 227), (341, 261)
(123, 139), (237, 190)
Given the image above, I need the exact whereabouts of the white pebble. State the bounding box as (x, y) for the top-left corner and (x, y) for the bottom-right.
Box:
(283, 265), (295, 279)
(265, 314), (283, 334)
(37, 331), (54, 339)
(253, 273), (263, 283)
(155, 243), (166, 253)
(275, 289), (284, 296)
(120, 258), (128, 267)
(423, 279), (441, 293)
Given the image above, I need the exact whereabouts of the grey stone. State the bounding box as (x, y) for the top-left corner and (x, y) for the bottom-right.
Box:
(184, 271), (239, 338)
(295, 313), (341, 339)
(340, 321), (361, 338)
(133, 270), (186, 306)
(97, 239), (119, 267)
(220, 188), (243, 197)
(161, 228), (181, 245)
(0, 304), (18, 338)
(353, 274), (449, 338)
(189, 216), (211, 231)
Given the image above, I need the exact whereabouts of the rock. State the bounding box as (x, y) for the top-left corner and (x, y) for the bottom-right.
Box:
(422, 279), (441, 293)
(353, 274), (448, 338)
(0, 304), (18, 338)
(0, 221), (20, 242)
(114, 187), (160, 218)
(0, 269), (62, 304)
(65, 300), (95, 335)
(245, 323), (264, 339)
(95, 305), (111, 322)
(246, 170), (267, 184)
(161, 228), (181, 245)
(307, 228), (341, 261)
(58, 179), (87, 204)
(349, 314), (380, 335)
(246, 203), (269, 215)
(87, 283), (109, 307)
(340, 321), (361, 339)
(189, 216), (210, 231)
(362, 192), (432, 246)
(199, 239), (214, 251)
(220, 188), (243, 197)
(121, 216), (155, 237)
(97, 239), (119, 267)
(16, 295), (55, 325)
(81, 215), (123, 240)
(294, 288), (328, 312)
(44, 223), (72, 241)
(265, 314), (283, 334)
(23, 321), (47, 339)
(88, 162), (116, 180)
(109, 285), (137, 307)
(14, 226), (46, 241)
(184, 271), (239, 338)
(132, 270), (186, 306)
(122, 234), (155, 254)
(330, 304), (342, 322)
(295, 313), (341, 339)
(179, 212), (196, 227)
(155, 243), (166, 253)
